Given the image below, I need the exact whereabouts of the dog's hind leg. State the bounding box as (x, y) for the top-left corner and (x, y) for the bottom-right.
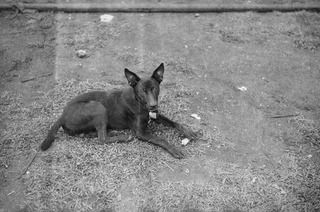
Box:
(90, 107), (108, 144)
(92, 109), (130, 144)
(95, 121), (107, 143)
(64, 101), (108, 143)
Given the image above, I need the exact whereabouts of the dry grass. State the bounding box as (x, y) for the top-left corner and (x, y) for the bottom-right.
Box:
(294, 12), (320, 51)
(1, 80), (319, 212)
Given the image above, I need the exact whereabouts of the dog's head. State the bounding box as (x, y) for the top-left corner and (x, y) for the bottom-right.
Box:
(124, 63), (164, 113)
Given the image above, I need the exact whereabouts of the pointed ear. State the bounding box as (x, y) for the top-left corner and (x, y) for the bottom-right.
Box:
(124, 68), (140, 87)
(152, 63), (164, 84)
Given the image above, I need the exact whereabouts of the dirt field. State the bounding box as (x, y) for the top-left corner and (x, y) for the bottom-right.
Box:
(1, 2), (320, 212)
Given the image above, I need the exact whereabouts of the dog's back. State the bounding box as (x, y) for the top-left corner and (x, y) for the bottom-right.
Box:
(65, 89), (135, 129)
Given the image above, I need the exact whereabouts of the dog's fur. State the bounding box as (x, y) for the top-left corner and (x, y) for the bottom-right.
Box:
(40, 63), (196, 158)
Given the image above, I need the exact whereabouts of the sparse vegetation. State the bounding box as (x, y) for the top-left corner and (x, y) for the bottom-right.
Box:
(1, 5), (320, 212)
(1, 80), (319, 211)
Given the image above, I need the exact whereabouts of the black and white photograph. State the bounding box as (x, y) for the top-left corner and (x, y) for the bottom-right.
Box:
(0, 0), (320, 211)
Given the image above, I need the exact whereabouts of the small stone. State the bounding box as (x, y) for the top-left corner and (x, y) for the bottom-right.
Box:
(76, 50), (88, 58)
(251, 177), (257, 183)
(195, 13), (200, 17)
(237, 86), (247, 92)
(191, 114), (201, 120)
(100, 14), (114, 23)
(181, 138), (190, 146)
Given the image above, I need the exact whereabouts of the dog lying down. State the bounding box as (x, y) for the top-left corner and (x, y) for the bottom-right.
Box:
(41, 63), (197, 159)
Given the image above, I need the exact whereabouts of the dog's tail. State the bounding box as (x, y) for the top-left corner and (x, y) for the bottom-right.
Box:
(40, 118), (62, 151)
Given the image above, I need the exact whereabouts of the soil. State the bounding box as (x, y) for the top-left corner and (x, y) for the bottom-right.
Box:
(0, 2), (320, 212)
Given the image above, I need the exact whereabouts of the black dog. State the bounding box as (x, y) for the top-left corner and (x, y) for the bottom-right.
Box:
(40, 63), (196, 158)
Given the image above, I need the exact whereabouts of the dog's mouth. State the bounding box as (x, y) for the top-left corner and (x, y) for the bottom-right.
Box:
(149, 111), (158, 119)
(149, 109), (158, 113)
(148, 106), (158, 113)
(148, 106), (158, 119)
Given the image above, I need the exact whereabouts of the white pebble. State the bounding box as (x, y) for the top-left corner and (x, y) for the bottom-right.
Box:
(76, 50), (87, 58)
(191, 113), (201, 120)
(237, 86), (248, 92)
(100, 14), (114, 23)
(181, 138), (190, 146)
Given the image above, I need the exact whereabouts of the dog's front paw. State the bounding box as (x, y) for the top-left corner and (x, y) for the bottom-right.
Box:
(182, 128), (198, 140)
(169, 147), (184, 159)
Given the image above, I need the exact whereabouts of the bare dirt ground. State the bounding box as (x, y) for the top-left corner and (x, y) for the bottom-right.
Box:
(1, 2), (320, 212)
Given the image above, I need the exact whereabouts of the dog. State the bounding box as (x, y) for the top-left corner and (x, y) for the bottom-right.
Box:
(40, 63), (197, 158)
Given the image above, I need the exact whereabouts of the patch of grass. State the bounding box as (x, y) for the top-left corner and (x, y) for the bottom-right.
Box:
(166, 57), (196, 75)
(291, 116), (320, 148)
(1, 80), (319, 211)
(294, 12), (320, 51)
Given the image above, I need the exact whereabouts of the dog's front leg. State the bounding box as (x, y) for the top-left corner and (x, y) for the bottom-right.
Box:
(154, 114), (197, 140)
(135, 116), (184, 159)
(136, 132), (184, 159)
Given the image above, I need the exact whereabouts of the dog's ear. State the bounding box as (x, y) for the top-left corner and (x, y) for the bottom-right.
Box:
(124, 68), (140, 87)
(151, 63), (164, 84)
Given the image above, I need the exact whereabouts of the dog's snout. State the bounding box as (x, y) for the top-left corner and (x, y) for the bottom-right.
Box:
(147, 92), (158, 111)
(149, 101), (157, 107)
